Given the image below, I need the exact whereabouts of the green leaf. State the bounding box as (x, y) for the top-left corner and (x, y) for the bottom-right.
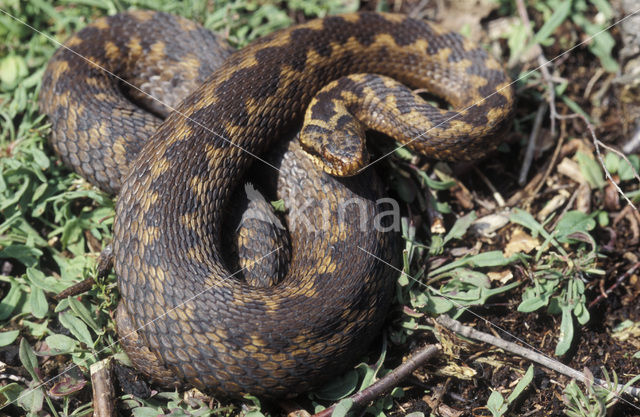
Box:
(555, 80), (569, 96)
(591, 0), (614, 18)
(486, 390), (507, 417)
(588, 30), (618, 72)
(41, 334), (77, 355)
(17, 381), (44, 415)
(554, 211), (596, 243)
(0, 54), (28, 90)
(390, 386), (404, 398)
(532, 0), (571, 45)
(506, 21), (530, 66)
(394, 146), (414, 160)
(21, 319), (50, 338)
(132, 407), (165, 417)
(59, 311), (93, 347)
(28, 286), (48, 319)
(68, 297), (101, 332)
(438, 273), (519, 307)
(428, 234), (444, 256)
(548, 296), (562, 315)
(597, 210), (609, 227)
(507, 365), (534, 404)
(555, 304), (574, 356)
(612, 320), (634, 333)
(19, 338), (39, 381)
(418, 293), (453, 315)
(0, 282), (23, 321)
(26, 268), (67, 293)
(0, 382), (23, 404)
(361, 338), (387, 389)
(572, 13), (619, 72)
(603, 152), (619, 174)
(467, 251), (512, 268)
(618, 155), (640, 181)
(242, 393), (261, 409)
(477, 282), (521, 305)
(562, 96), (591, 121)
(574, 301), (590, 325)
(356, 362), (377, 391)
(31, 148), (50, 171)
(518, 293), (550, 312)
(430, 251), (513, 276)
(414, 168), (456, 190)
(0, 245), (43, 268)
(332, 398), (354, 417)
(0, 330), (19, 347)
(443, 211), (477, 244)
(446, 268), (491, 288)
(575, 152), (605, 189)
(314, 370), (358, 400)
(509, 208), (543, 237)
(270, 199), (285, 212)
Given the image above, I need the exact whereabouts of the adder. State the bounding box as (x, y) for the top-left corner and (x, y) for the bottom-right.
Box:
(39, 10), (513, 398)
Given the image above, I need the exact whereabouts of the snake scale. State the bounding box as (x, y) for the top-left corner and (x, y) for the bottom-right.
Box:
(40, 10), (513, 398)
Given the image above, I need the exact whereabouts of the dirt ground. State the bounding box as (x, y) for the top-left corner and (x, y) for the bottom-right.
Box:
(364, 0), (640, 415)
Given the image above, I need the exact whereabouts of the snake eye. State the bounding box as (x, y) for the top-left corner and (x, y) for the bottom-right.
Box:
(300, 111), (369, 176)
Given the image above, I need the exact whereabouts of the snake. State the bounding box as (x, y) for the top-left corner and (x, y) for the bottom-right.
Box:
(39, 10), (513, 398)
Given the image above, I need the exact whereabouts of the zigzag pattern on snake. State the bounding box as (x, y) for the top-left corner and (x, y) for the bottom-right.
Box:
(39, 10), (513, 398)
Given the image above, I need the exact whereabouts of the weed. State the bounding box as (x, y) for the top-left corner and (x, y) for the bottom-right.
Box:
(511, 208), (603, 355)
(564, 368), (640, 417)
(486, 365), (534, 417)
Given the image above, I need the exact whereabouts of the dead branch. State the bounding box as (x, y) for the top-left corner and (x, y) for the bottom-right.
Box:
(310, 344), (441, 417)
(435, 315), (640, 398)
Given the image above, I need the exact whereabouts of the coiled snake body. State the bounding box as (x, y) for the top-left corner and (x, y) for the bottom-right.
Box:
(40, 10), (513, 398)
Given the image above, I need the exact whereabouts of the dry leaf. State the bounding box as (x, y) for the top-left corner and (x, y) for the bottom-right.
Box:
(504, 228), (540, 257)
(611, 321), (640, 349)
(472, 212), (510, 238)
(435, 364), (477, 380)
(437, 0), (500, 42)
(537, 190), (570, 220)
(557, 157), (588, 185)
(487, 270), (513, 284)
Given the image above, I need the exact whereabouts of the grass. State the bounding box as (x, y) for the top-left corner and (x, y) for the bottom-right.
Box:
(0, 0), (636, 416)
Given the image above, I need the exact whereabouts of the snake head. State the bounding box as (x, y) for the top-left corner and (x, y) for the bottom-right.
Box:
(299, 115), (369, 177)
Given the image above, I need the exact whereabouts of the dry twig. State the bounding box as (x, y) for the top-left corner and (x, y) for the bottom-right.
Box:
(310, 344), (441, 417)
(435, 315), (640, 398)
(557, 113), (639, 211)
(90, 358), (116, 417)
(519, 102), (548, 186)
(588, 261), (640, 308)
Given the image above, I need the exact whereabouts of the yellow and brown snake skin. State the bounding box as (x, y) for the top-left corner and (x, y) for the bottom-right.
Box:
(39, 10), (514, 398)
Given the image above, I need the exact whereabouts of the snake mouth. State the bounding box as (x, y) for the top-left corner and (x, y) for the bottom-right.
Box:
(299, 122), (371, 177)
(300, 141), (370, 177)
(324, 146), (371, 177)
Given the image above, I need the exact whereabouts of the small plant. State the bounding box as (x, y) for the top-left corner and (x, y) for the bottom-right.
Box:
(309, 338), (403, 417)
(486, 365), (535, 417)
(391, 210), (522, 347)
(511, 209), (604, 355)
(0, 1), (361, 415)
(502, 0), (618, 72)
(563, 368), (640, 417)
